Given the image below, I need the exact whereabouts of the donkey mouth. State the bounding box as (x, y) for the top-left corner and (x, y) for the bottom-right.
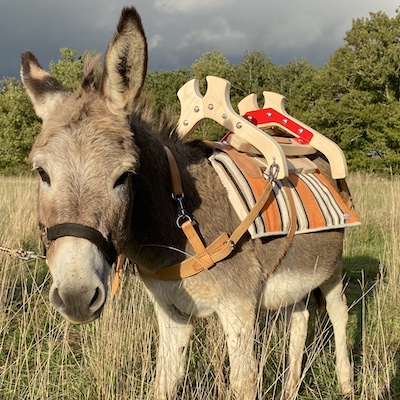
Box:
(45, 236), (111, 324)
(50, 283), (107, 324)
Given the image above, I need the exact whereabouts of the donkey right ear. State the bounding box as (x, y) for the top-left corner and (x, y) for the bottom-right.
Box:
(101, 7), (148, 117)
(20, 51), (67, 120)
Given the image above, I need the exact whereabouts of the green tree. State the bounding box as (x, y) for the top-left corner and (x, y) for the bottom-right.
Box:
(0, 48), (89, 174)
(302, 10), (400, 173)
(231, 51), (280, 102)
(277, 60), (320, 116)
(192, 50), (233, 90)
(145, 68), (193, 115)
(0, 78), (41, 173)
(49, 48), (93, 90)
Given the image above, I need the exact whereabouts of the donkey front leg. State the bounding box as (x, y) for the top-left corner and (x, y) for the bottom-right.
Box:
(320, 271), (353, 395)
(283, 300), (309, 399)
(153, 302), (193, 400)
(217, 302), (258, 400)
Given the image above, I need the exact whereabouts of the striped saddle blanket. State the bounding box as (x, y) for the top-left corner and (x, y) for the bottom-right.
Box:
(209, 147), (360, 239)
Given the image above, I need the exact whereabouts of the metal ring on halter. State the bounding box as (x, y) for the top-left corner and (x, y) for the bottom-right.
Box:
(176, 213), (192, 228)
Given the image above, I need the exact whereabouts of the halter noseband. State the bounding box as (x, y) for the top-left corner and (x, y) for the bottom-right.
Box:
(40, 222), (118, 265)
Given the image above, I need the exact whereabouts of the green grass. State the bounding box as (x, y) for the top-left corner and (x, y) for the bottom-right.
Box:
(0, 174), (399, 399)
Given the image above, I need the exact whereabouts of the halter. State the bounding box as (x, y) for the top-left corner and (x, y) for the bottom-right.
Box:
(40, 222), (118, 265)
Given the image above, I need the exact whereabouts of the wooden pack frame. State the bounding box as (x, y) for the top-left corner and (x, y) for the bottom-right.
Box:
(177, 76), (348, 179)
(237, 92), (348, 179)
(177, 76), (288, 179)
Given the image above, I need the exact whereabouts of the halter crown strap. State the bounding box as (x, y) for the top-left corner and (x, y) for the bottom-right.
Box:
(45, 223), (118, 265)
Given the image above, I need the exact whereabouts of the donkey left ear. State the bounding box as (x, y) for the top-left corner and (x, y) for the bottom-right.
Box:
(101, 7), (148, 116)
(20, 51), (67, 120)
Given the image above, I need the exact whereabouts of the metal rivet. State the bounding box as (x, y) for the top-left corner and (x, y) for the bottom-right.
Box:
(194, 106), (200, 112)
(247, 116), (253, 121)
(183, 120), (189, 126)
(282, 119), (288, 124)
(236, 122), (242, 129)
(208, 103), (214, 110)
(298, 128), (303, 134)
(222, 113), (227, 119)
(266, 112), (272, 117)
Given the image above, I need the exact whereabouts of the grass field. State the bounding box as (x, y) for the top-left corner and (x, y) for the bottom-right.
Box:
(0, 174), (399, 399)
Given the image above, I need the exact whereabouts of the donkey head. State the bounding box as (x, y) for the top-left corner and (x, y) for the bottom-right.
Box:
(21, 7), (147, 323)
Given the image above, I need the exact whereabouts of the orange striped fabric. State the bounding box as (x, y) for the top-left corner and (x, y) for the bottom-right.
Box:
(208, 149), (360, 239)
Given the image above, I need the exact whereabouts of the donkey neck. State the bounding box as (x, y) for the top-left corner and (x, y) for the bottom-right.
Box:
(126, 128), (205, 270)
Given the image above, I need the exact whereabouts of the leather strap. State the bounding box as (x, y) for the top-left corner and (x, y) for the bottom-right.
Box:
(45, 223), (118, 265)
(138, 144), (293, 280)
(164, 145), (183, 197)
(138, 179), (273, 280)
(111, 254), (126, 295)
(282, 182), (297, 240)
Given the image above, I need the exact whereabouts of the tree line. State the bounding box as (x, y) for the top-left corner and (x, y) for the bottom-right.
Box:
(1, 10), (400, 174)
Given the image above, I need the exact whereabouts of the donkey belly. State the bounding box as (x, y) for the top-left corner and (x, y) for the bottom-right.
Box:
(259, 230), (344, 310)
(260, 268), (326, 310)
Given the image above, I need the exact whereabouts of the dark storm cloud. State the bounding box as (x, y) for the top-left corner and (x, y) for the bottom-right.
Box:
(0, 0), (398, 79)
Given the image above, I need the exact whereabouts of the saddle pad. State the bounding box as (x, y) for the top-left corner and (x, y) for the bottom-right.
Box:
(209, 150), (360, 239)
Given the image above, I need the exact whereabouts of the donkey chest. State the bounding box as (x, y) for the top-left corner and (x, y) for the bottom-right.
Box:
(141, 276), (221, 318)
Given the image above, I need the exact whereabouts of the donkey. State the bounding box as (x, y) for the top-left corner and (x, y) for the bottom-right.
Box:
(21, 6), (353, 399)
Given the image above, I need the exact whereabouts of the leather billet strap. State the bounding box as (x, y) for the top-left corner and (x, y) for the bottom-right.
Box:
(41, 222), (118, 265)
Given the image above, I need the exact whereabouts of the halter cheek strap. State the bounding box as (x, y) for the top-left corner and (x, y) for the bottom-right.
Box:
(40, 222), (118, 265)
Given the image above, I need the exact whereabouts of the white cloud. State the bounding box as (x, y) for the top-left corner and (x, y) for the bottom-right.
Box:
(179, 17), (247, 51)
(149, 34), (164, 50)
(154, 0), (234, 14)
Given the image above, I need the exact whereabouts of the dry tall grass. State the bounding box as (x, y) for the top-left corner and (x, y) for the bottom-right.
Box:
(0, 174), (398, 399)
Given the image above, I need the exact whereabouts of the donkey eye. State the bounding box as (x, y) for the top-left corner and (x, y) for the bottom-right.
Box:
(36, 167), (51, 185)
(114, 171), (130, 188)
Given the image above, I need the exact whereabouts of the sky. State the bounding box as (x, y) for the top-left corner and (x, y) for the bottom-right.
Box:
(0, 0), (398, 80)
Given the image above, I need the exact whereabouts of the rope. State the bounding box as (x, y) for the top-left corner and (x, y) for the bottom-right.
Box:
(0, 246), (46, 261)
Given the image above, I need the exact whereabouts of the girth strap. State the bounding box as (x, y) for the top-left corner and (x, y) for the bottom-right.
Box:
(45, 223), (118, 265)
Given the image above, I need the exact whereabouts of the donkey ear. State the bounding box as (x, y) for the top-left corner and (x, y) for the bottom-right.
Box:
(101, 7), (148, 116)
(20, 51), (67, 120)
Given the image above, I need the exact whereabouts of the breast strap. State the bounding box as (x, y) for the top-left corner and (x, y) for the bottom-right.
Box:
(137, 145), (282, 280)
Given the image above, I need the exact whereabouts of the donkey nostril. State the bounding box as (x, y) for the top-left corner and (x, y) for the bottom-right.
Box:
(50, 287), (64, 309)
(89, 287), (100, 308)
(88, 286), (106, 313)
